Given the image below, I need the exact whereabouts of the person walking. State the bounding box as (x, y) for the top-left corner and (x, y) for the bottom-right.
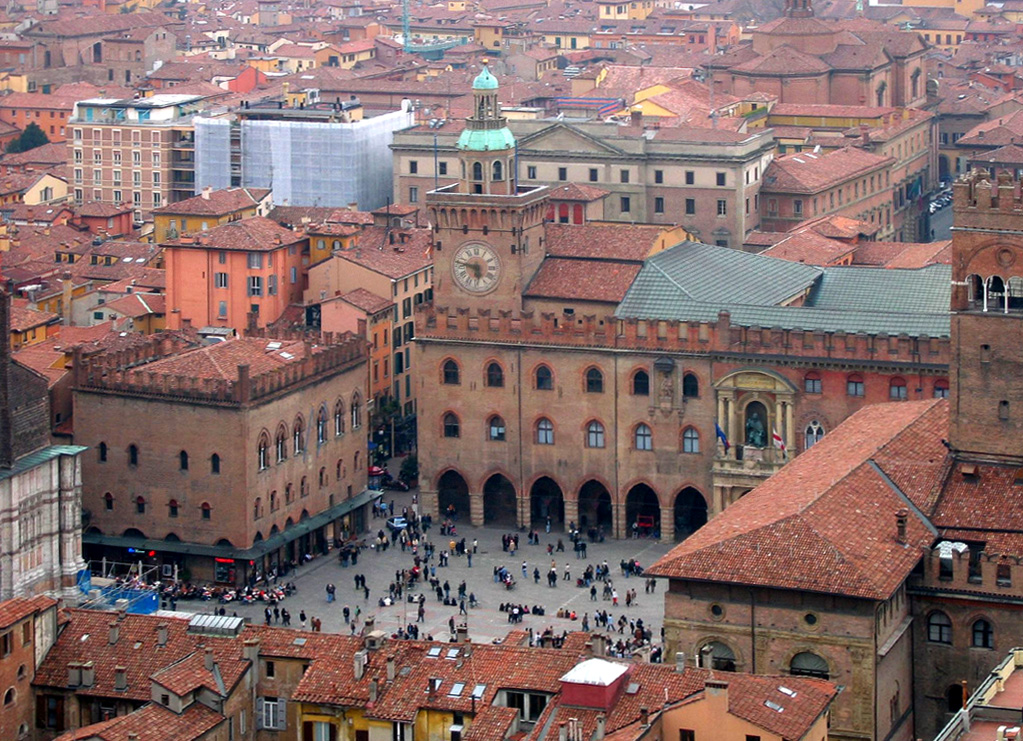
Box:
(522, 561), (528, 577)
(343, 605), (350, 624)
(564, 564), (571, 581)
(299, 610), (307, 630)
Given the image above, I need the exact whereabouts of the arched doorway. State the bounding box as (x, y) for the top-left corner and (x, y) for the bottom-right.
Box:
(437, 470), (470, 521)
(625, 484), (660, 538)
(673, 488), (707, 541)
(483, 474), (517, 527)
(578, 480), (613, 533)
(530, 477), (564, 531)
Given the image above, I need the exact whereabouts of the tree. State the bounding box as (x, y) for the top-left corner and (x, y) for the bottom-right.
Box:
(399, 454), (419, 486)
(6, 122), (49, 154)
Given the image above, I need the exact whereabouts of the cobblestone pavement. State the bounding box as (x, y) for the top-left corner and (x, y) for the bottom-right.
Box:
(204, 484), (674, 646)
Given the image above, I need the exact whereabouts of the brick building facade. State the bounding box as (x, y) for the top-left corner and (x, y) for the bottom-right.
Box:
(72, 329), (370, 585)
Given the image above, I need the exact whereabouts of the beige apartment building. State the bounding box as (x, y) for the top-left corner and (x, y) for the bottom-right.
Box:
(391, 120), (775, 249)
(68, 94), (206, 222)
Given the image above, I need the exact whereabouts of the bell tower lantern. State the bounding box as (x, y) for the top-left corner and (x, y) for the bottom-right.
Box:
(456, 63), (517, 196)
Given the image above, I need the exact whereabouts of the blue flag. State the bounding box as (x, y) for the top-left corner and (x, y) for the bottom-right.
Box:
(715, 423), (730, 452)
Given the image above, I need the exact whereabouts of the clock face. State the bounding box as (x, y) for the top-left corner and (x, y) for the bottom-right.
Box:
(452, 242), (501, 294)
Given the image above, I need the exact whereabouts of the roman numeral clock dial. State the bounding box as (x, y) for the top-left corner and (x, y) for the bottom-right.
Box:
(452, 242), (501, 294)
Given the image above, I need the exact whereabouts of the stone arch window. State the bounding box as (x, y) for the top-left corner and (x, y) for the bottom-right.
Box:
(486, 362), (504, 388)
(211, 453), (221, 474)
(258, 433), (269, 471)
(585, 367), (604, 393)
(847, 373), (865, 397)
(472, 162), (483, 181)
(351, 394), (362, 428)
(535, 365), (553, 390)
(1000, 400), (1010, 421)
(934, 379), (949, 399)
(316, 406), (328, 444)
(4, 688), (14, 706)
(682, 426), (700, 454)
(443, 359), (460, 385)
(319, 467), (327, 487)
(804, 371), (822, 394)
(334, 400), (345, 435)
(128, 444), (139, 466)
(103, 493), (113, 511)
(293, 417), (305, 454)
(632, 369), (649, 396)
(179, 450), (189, 471)
(275, 426), (288, 463)
(682, 373), (699, 399)
(301, 476), (309, 498)
(789, 652), (829, 679)
(700, 641), (736, 672)
(168, 499), (178, 518)
(586, 420), (605, 449)
(17, 664), (25, 680)
(804, 421), (825, 450)
(443, 412), (460, 438)
(488, 415), (506, 441)
(928, 611), (953, 644)
(270, 491), (278, 512)
(253, 497), (262, 519)
(135, 496), (146, 514)
(98, 441), (108, 462)
(493, 160), (503, 181)
(634, 423), (653, 451)
(972, 618), (994, 648)
(285, 484), (294, 504)
(354, 451), (361, 471)
(336, 460), (343, 481)
(201, 502), (211, 520)
(889, 376), (908, 400)
(536, 417), (554, 445)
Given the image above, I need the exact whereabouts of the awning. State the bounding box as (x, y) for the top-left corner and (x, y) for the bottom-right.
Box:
(83, 488), (377, 562)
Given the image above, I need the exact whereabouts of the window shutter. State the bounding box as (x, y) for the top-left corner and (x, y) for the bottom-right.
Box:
(255, 698), (265, 730)
(303, 721), (314, 741)
(276, 699), (287, 730)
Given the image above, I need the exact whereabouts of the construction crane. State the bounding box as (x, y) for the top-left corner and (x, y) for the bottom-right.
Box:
(403, 0), (411, 54)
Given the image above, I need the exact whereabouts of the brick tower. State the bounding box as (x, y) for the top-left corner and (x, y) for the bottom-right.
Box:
(949, 170), (1023, 463)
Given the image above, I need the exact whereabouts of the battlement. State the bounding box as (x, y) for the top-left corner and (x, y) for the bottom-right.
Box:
(953, 169), (1023, 217)
(913, 545), (1023, 599)
(73, 330), (367, 406)
(415, 305), (951, 366)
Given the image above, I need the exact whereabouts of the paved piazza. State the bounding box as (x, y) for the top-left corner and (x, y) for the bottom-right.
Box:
(212, 483), (673, 648)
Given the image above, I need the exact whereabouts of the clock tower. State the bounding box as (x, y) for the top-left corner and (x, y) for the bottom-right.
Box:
(427, 63), (549, 313)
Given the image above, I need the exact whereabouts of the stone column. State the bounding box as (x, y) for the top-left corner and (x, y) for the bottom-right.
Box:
(660, 504), (674, 544)
(563, 497), (579, 532)
(469, 492), (484, 527)
(785, 399), (795, 456)
(727, 395), (738, 454)
(421, 487), (439, 520)
(716, 393), (726, 456)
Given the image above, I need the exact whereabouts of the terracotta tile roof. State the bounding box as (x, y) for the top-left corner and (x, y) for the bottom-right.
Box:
(0, 595), (55, 629)
(732, 45), (832, 75)
(163, 216), (304, 252)
(12, 342), (68, 387)
(647, 400), (949, 600)
(53, 701), (223, 741)
(10, 303), (58, 332)
(970, 143), (1023, 165)
(763, 146), (892, 194)
(339, 288), (393, 315)
(75, 201), (132, 218)
(0, 142), (68, 168)
(100, 292), (166, 318)
(268, 205), (338, 227)
(758, 230), (855, 266)
(770, 103), (896, 118)
(547, 183), (610, 202)
(137, 337), (315, 382)
(335, 227), (431, 279)
(524, 257), (641, 303)
(544, 222), (673, 261)
(371, 203), (419, 217)
(153, 187), (270, 218)
(853, 240), (952, 268)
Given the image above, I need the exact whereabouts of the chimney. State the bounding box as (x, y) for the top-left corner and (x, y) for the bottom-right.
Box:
(0, 289), (14, 469)
(700, 645), (713, 669)
(595, 714), (606, 740)
(558, 722), (568, 741)
(109, 622), (119, 645)
(114, 666), (128, 691)
(157, 624), (168, 648)
(896, 508), (908, 544)
(67, 662), (82, 687)
(639, 707), (649, 728)
(369, 678), (379, 703)
(61, 270), (72, 326)
(243, 638), (260, 665)
(630, 109), (642, 127)
(386, 654), (396, 681)
(456, 625), (469, 643)
(675, 652), (686, 673)
(204, 647), (214, 672)
(201, 186), (212, 200)
(354, 649), (368, 680)
(584, 641), (594, 659)
(427, 677), (437, 697)
(81, 662), (94, 688)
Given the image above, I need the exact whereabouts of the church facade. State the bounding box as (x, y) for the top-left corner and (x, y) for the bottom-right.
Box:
(415, 69), (952, 543)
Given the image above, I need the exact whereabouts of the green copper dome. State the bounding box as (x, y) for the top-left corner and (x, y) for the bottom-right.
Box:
(472, 65), (499, 90)
(457, 126), (516, 151)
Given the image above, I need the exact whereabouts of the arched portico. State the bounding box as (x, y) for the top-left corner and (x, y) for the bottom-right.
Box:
(674, 487), (708, 541)
(625, 484), (660, 539)
(530, 476), (564, 531)
(483, 473), (517, 528)
(437, 470), (470, 523)
(578, 480), (613, 535)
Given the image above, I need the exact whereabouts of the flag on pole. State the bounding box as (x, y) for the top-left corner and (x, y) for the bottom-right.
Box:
(715, 423), (730, 453)
(772, 427), (786, 457)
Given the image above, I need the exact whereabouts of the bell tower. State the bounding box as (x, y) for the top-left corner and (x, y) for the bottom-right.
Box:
(784, 0), (814, 17)
(426, 63), (549, 313)
(948, 170), (1023, 464)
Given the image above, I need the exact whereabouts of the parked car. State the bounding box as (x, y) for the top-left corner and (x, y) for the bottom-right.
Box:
(386, 516), (409, 532)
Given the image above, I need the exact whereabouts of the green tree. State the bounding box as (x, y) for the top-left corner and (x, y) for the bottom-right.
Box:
(399, 454), (419, 485)
(6, 122), (50, 154)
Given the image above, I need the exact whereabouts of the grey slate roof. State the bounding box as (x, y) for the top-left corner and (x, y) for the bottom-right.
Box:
(0, 445), (87, 484)
(615, 241), (951, 338)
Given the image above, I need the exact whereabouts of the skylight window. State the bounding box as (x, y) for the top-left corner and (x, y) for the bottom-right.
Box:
(445, 648), (460, 660)
(778, 686), (796, 697)
(471, 684), (486, 699)
(427, 646), (442, 658)
(765, 700), (784, 712)
(449, 682), (465, 697)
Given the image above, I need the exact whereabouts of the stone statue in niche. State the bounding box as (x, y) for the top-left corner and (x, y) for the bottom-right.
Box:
(659, 371), (674, 405)
(745, 410), (767, 448)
